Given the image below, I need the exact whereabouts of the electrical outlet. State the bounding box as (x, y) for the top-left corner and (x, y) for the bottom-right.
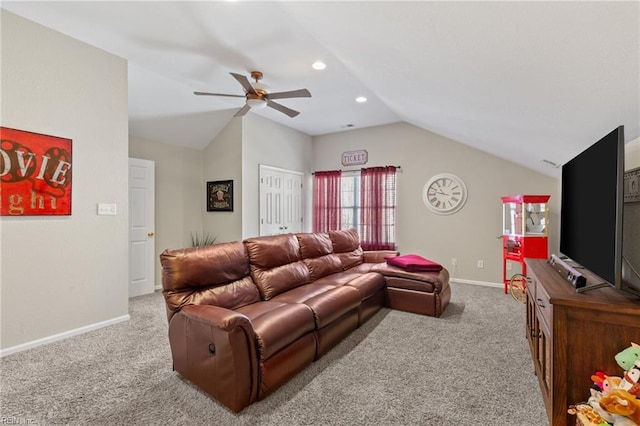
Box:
(477, 260), (484, 268)
(451, 258), (457, 266)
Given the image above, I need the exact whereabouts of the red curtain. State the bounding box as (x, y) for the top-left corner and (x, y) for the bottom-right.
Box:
(360, 166), (397, 250)
(313, 170), (342, 232)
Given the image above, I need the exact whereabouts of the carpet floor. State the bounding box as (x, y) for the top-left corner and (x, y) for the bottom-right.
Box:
(0, 281), (548, 425)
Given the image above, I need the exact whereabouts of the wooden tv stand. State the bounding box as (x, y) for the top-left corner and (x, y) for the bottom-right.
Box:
(524, 258), (640, 426)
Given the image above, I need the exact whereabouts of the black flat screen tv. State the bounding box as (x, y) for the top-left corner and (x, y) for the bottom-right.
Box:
(560, 126), (627, 293)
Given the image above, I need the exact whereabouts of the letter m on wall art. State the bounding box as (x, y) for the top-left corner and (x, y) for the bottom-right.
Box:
(0, 127), (72, 216)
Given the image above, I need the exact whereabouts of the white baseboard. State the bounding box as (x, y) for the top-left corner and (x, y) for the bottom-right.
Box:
(450, 278), (503, 289)
(0, 314), (130, 358)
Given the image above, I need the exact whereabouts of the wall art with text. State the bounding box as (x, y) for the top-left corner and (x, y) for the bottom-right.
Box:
(0, 127), (72, 216)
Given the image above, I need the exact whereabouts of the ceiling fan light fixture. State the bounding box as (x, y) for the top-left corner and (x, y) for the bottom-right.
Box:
(196, 71), (310, 118)
(247, 97), (268, 109)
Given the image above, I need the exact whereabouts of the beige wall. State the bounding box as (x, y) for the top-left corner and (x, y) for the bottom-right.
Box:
(626, 137), (640, 170)
(129, 137), (203, 286)
(313, 122), (559, 284)
(202, 118), (243, 243)
(242, 114), (313, 238)
(200, 114), (313, 241)
(1, 11), (129, 350)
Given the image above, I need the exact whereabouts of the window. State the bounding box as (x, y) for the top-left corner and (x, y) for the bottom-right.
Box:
(340, 174), (361, 231)
(314, 166), (397, 250)
(360, 166), (397, 250)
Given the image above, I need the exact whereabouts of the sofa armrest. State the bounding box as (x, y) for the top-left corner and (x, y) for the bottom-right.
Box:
(168, 305), (258, 412)
(181, 304), (252, 331)
(363, 250), (399, 263)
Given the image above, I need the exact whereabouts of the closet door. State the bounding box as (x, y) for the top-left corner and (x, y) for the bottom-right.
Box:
(283, 172), (303, 234)
(259, 165), (304, 236)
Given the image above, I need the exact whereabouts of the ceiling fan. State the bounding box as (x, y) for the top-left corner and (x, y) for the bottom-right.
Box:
(194, 71), (311, 118)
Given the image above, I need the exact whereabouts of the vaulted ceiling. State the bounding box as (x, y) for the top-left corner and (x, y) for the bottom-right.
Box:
(3, 1), (638, 177)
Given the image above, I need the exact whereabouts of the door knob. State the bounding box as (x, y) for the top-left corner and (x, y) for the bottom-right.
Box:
(147, 232), (154, 237)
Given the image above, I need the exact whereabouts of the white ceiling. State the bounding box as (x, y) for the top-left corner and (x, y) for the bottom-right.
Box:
(3, 1), (639, 177)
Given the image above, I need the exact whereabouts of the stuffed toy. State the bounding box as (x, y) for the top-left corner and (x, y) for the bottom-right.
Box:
(568, 403), (610, 426)
(591, 372), (622, 395)
(616, 343), (640, 372)
(588, 388), (615, 423)
(588, 388), (638, 426)
(619, 360), (640, 397)
(599, 389), (640, 425)
(593, 372), (607, 392)
(604, 376), (623, 395)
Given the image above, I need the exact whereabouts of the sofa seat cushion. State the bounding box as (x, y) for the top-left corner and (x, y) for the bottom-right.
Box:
(344, 272), (386, 300)
(312, 272), (363, 287)
(236, 301), (315, 360)
(273, 285), (361, 329)
(344, 263), (379, 274)
(270, 283), (337, 303)
(372, 264), (449, 293)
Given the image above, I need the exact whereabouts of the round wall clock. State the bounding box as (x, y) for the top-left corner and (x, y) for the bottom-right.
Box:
(422, 173), (467, 215)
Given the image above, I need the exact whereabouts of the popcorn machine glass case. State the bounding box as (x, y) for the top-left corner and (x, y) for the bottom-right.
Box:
(501, 195), (550, 293)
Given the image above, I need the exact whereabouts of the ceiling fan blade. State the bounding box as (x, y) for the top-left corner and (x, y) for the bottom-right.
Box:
(267, 89), (311, 100)
(234, 104), (251, 117)
(267, 100), (300, 118)
(230, 72), (257, 95)
(194, 91), (245, 98)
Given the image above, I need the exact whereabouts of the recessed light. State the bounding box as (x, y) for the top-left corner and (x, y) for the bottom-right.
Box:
(312, 61), (326, 70)
(355, 96), (367, 103)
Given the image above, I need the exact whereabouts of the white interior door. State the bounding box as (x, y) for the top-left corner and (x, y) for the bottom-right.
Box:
(129, 158), (155, 297)
(260, 165), (304, 236)
(283, 172), (303, 234)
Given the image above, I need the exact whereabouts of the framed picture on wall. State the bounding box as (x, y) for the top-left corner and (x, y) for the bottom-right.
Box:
(0, 126), (73, 216)
(207, 180), (233, 212)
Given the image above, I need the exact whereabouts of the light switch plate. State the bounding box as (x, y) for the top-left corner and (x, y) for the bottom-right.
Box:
(97, 203), (117, 215)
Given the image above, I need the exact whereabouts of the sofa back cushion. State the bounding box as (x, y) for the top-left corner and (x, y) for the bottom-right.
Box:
(329, 228), (364, 270)
(244, 234), (311, 300)
(296, 232), (343, 281)
(160, 242), (260, 320)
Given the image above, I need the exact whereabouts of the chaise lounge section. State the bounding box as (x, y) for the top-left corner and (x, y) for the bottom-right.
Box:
(160, 229), (450, 412)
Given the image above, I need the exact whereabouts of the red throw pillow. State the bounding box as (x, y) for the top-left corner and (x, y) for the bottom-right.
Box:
(385, 254), (443, 272)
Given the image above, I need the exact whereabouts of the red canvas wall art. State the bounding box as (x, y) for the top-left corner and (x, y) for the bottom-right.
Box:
(0, 127), (72, 216)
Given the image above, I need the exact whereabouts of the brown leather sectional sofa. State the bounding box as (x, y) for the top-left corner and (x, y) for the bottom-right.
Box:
(160, 229), (450, 412)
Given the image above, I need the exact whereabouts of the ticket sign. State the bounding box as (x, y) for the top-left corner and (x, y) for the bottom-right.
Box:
(341, 150), (368, 166)
(0, 127), (72, 216)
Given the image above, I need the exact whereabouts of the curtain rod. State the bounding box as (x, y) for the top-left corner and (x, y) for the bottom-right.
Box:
(312, 166), (402, 175)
